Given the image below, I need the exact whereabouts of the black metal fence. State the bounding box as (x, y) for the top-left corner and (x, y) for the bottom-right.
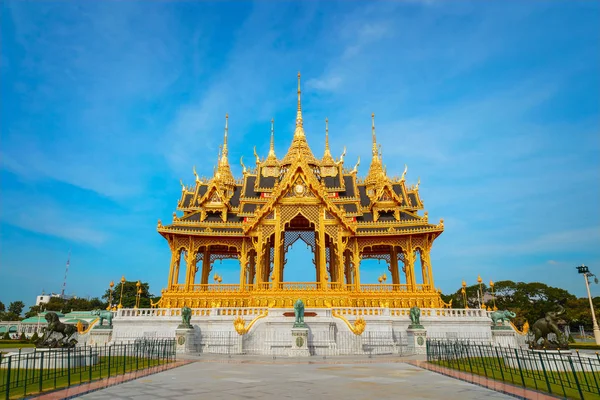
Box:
(0, 339), (176, 399)
(427, 340), (600, 399)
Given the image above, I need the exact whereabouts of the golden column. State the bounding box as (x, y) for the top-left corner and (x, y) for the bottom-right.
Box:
(390, 246), (400, 286)
(489, 280), (497, 310)
(106, 280), (114, 310)
(134, 281), (142, 309)
(477, 275), (485, 309)
(117, 275), (126, 309)
(461, 280), (468, 309)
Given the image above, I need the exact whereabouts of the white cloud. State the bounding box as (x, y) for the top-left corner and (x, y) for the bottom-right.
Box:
(306, 75), (343, 91)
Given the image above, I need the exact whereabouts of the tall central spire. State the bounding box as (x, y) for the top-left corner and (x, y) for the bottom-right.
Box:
(322, 117), (335, 165)
(365, 113), (385, 188)
(282, 72), (318, 165)
(216, 113), (235, 184)
(265, 118), (279, 166)
(294, 72), (305, 138)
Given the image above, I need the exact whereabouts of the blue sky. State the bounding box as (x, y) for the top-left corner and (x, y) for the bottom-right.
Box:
(1, 1), (599, 309)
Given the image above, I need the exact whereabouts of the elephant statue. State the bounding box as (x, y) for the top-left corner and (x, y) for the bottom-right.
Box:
(180, 306), (192, 329)
(91, 309), (114, 328)
(490, 310), (516, 326)
(530, 305), (567, 349)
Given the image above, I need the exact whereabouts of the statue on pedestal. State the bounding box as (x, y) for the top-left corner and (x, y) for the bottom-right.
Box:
(409, 306), (424, 329)
(293, 299), (306, 328)
(35, 312), (78, 348)
(529, 305), (568, 350)
(179, 306), (192, 329)
(490, 310), (516, 329)
(91, 309), (113, 328)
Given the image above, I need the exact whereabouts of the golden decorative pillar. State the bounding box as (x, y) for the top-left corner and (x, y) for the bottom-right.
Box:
(201, 247), (210, 285)
(272, 224), (282, 288)
(167, 249), (181, 289)
(421, 249), (434, 290)
(249, 251), (256, 285)
(344, 250), (352, 286)
(352, 251), (361, 291)
(318, 217), (327, 289)
(184, 250), (198, 291)
(405, 250), (417, 291)
(390, 246), (400, 286)
(239, 243), (248, 291)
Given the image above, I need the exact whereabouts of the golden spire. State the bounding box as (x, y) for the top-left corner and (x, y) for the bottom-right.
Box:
(264, 118), (279, 166)
(221, 113), (229, 163)
(295, 72), (303, 135)
(282, 72), (318, 165)
(365, 113), (386, 189)
(371, 113), (379, 161)
(215, 113), (235, 184)
(322, 117), (334, 165)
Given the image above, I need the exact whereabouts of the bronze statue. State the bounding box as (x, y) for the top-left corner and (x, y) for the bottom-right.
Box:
(179, 306), (192, 329)
(35, 312), (78, 348)
(529, 305), (568, 349)
(490, 310), (516, 327)
(409, 306), (423, 328)
(294, 299), (306, 328)
(91, 309), (113, 328)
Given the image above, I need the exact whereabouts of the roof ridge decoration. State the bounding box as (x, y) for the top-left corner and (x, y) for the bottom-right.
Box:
(322, 117), (335, 165)
(281, 72), (319, 166)
(264, 118), (280, 167)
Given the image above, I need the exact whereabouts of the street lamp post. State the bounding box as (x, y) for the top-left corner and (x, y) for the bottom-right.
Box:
(106, 281), (114, 311)
(576, 264), (600, 345)
(117, 275), (126, 309)
(490, 280), (497, 311)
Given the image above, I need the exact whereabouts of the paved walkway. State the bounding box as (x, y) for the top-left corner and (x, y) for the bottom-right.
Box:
(78, 359), (514, 400)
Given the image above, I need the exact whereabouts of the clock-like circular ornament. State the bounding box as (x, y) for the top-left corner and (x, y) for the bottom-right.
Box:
(294, 183), (305, 196)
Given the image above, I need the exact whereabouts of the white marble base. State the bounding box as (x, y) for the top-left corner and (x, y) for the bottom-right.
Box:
(406, 328), (427, 355)
(176, 328), (196, 354)
(111, 307), (493, 355)
(89, 328), (112, 346)
(288, 327), (310, 357)
(491, 328), (518, 348)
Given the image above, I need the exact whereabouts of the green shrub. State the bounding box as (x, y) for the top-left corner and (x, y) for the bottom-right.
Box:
(2, 332), (10, 340)
(30, 331), (39, 342)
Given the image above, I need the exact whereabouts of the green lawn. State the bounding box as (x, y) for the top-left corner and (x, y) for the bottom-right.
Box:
(0, 355), (173, 399)
(432, 357), (600, 400)
(0, 343), (35, 349)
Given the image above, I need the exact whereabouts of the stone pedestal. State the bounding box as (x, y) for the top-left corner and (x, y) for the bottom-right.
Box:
(89, 328), (112, 346)
(175, 328), (196, 354)
(406, 327), (427, 355)
(491, 327), (518, 348)
(288, 327), (310, 357)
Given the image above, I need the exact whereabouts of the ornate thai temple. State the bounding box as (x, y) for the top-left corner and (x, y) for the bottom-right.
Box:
(155, 74), (447, 310)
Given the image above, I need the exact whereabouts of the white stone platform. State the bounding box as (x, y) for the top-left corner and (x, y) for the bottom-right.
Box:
(110, 307), (494, 356)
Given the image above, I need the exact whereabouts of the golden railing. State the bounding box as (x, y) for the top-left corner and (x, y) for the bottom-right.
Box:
(171, 283), (435, 292)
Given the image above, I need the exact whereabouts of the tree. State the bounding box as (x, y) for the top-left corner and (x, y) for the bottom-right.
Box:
(444, 284), (488, 309)
(8, 301), (25, 317)
(102, 281), (154, 309)
(0, 301), (5, 312)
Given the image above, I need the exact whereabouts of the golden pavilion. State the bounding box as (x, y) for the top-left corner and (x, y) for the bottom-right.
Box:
(155, 74), (446, 309)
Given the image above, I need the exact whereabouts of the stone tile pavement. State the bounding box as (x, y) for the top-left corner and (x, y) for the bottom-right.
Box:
(78, 359), (515, 400)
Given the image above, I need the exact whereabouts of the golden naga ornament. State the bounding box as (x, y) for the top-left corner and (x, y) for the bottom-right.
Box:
(155, 74), (445, 310)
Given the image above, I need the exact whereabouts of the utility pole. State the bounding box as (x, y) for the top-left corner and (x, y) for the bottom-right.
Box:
(576, 264), (600, 345)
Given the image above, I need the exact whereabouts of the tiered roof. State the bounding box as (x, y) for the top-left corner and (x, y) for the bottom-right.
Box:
(158, 74), (443, 238)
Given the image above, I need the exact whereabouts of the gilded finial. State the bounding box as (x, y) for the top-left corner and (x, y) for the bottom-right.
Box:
(294, 72), (305, 138)
(371, 113), (378, 160)
(253, 146), (260, 164)
(240, 156), (247, 174)
(322, 117), (334, 164)
(179, 179), (185, 191)
(337, 146), (346, 165)
(415, 177), (420, 190)
(193, 165), (200, 183)
(400, 164), (407, 181)
(351, 156), (360, 174)
(221, 114), (229, 163)
(268, 118), (276, 158)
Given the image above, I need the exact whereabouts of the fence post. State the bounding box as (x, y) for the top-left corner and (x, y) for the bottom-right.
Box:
(108, 345), (112, 378)
(5, 356), (11, 400)
(588, 355), (599, 394)
(38, 351), (44, 394)
(23, 350), (30, 397)
(537, 352), (552, 395)
(89, 346), (93, 382)
(15, 348), (21, 390)
(124, 343), (127, 375)
(567, 356), (584, 400)
(576, 350), (590, 393)
(67, 347), (71, 387)
(513, 348), (526, 388)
